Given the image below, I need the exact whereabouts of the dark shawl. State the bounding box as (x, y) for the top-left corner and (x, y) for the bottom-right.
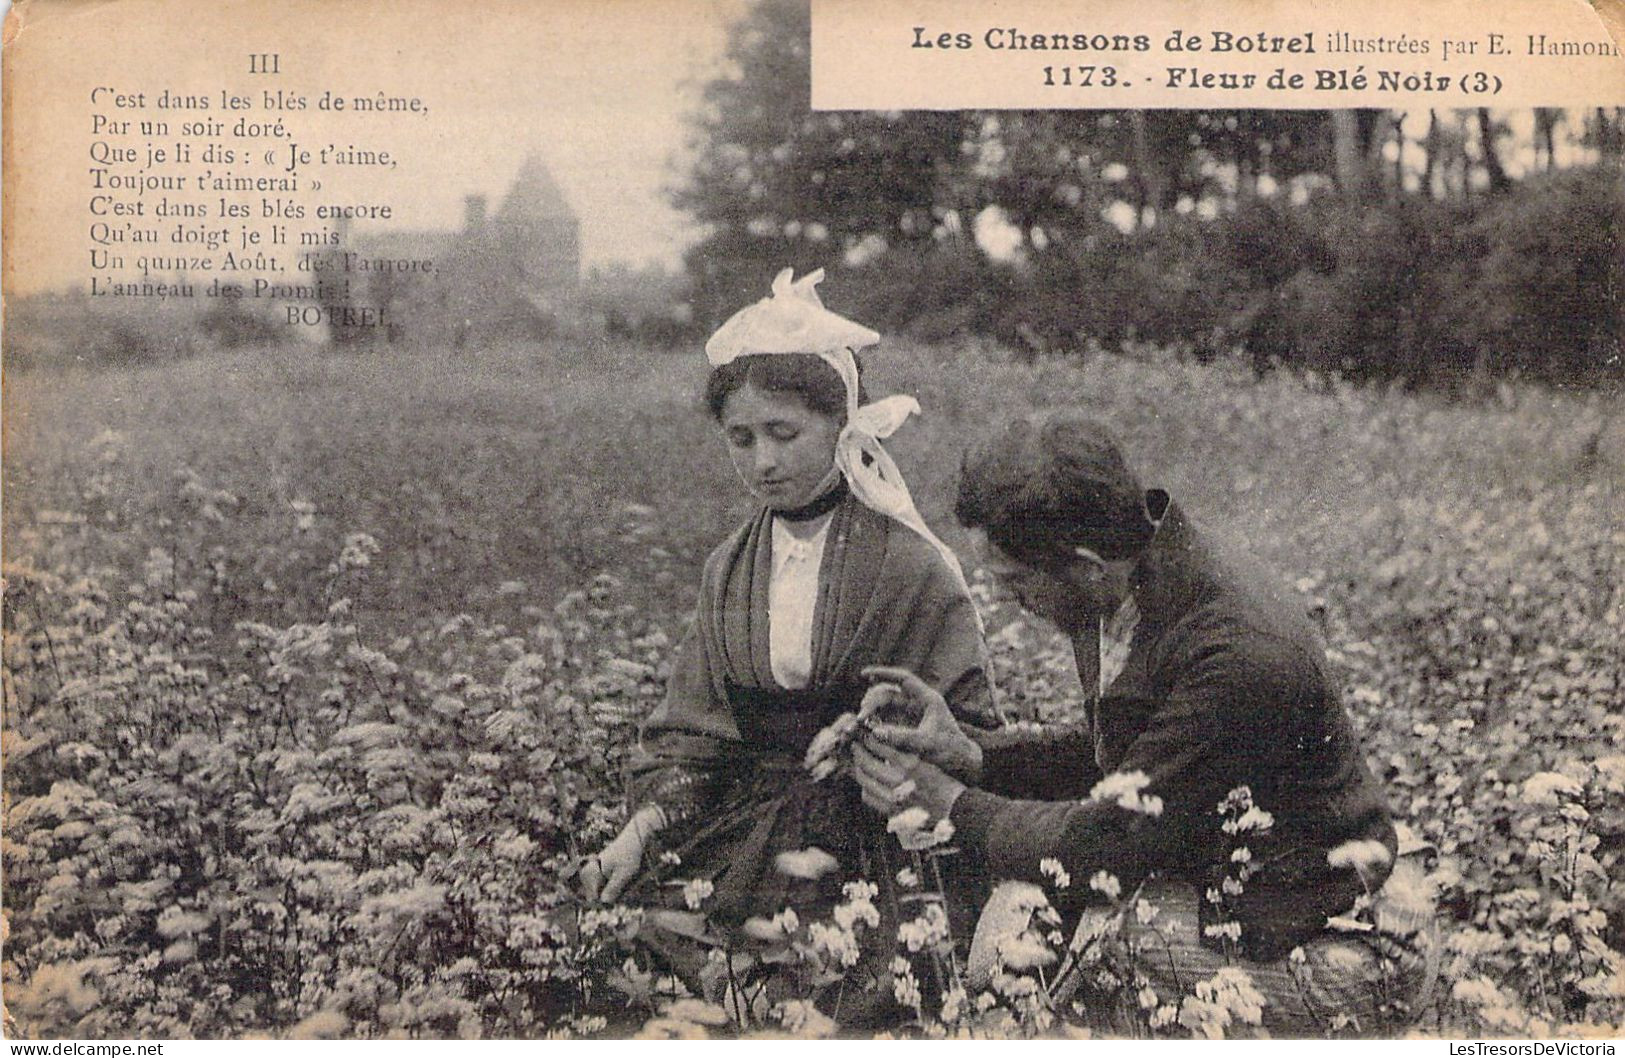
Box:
(628, 492), (994, 815)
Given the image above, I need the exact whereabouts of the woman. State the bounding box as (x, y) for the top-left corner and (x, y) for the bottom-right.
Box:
(582, 269), (994, 1024)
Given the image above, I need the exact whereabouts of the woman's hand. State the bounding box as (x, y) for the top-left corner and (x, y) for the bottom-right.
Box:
(852, 737), (965, 823)
(860, 665), (984, 782)
(582, 805), (665, 903)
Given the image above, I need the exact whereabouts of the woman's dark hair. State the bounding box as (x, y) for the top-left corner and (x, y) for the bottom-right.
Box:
(705, 352), (868, 423)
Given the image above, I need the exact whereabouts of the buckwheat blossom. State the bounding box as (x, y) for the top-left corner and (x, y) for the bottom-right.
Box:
(1222, 806), (1274, 835)
(662, 999), (730, 1027)
(1089, 770), (1164, 816)
(1039, 857), (1071, 889)
(888, 807), (954, 851)
(804, 712), (860, 781)
(681, 878), (714, 910)
(897, 903), (950, 952)
(774, 846), (839, 880)
(886, 807), (930, 835)
(1593, 755), (1625, 793)
(1520, 771), (1584, 807)
(808, 921), (861, 967)
(1089, 870), (1122, 901)
(833, 888), (880, 932)
(891, 957), (923, 1009)
(337, 532), (380, 570)
(895, 866), (921, 889)
(1180, 966), (1267, 1038)
(1134, 898), (1159, 925)
(743, 907), (799, 942)
(998, 933), (1058, 971)
(843, 879), (879, 903)
(776, 999), (837, 1038)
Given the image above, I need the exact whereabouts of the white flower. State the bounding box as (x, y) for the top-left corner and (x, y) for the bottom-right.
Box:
(833, 890), (880, 932)
(1091, 770), (1151, 802)
(888, 808), (954, 851)
(1088, 870), (1122, 901)
(1521, 771), (1584, 807)
(775, 998), (837, 1038)
(997, 933), (1058, 971)
(662, 999), (730, 1026)
(897, 904), (950, 952)
(886, 807), (930, 835)
(1088, 770), (1165, 815)
(1327, 838), (1393, 875)
(774, 846), (838, 880)
(1452, 975), (1508, 1007)
(895, 867), (921, 888)
(743, 907), (799, 942)
(1039, 858), (1071, 889)
(1593, 755), (1625, 792)
(842, 879), (879, 903)
(681, 878), (714, 910)
(808, 922), (861, 967)
(803, 712), (859, 778)
(1222, 806), (1275, 835)
(892, 963), (922, 1009)
(1134, 899), (1159, 925)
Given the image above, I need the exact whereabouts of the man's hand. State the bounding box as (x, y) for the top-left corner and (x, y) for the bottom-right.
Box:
(861, 665), (984, 782)
(853, 737), (965, 823)
(581, 805), (663, 903)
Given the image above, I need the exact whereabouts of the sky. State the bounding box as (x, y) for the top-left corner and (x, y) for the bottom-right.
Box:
(4, 0), (747, 295)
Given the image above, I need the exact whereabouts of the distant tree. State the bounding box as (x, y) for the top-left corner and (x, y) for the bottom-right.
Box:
(674, 0), (975, 326)
(1476, 109), (1514, 195)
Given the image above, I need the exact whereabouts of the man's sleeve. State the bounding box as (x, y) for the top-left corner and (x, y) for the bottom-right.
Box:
(970, 723), (1101, 801)
(951, 633), (1292, 910)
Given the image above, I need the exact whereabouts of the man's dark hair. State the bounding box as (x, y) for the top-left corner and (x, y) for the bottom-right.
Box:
(955, 412), (1160, 565)
(704, 352), (867, 423)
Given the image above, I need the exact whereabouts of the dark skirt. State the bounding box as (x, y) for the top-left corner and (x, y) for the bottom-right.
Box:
(627, 682), (984, 1026)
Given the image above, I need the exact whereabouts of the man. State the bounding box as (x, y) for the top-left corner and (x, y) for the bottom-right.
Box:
(853, 411), (1432, 1034)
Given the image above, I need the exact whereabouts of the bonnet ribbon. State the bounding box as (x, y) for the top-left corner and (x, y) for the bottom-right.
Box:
(705, 269), (980, 624)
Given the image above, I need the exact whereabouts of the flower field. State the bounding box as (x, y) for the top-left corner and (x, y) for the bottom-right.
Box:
(2, 339), (1621, 1038)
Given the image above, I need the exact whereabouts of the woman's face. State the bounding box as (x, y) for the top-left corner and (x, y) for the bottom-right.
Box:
(719, 382), (842, 510)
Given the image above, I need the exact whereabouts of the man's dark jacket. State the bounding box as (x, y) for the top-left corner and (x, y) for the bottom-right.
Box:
(952, 503), (1396, 960)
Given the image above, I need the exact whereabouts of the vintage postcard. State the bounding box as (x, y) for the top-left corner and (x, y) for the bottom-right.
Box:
(3, 0), (1623, 1044)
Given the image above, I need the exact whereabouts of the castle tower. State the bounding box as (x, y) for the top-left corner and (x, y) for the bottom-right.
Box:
(493, 153), (580, 295)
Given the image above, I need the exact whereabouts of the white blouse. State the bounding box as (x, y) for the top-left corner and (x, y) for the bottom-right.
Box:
(768, 512), (834, 690)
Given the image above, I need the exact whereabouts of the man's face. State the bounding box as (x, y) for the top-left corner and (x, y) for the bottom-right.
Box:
(979, 535), (1134, 635)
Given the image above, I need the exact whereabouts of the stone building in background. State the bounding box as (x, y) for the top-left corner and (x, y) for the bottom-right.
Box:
(334, 153), (581, 348)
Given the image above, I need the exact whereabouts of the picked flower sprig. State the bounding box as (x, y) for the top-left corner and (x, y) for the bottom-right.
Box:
(803, 679), (907, 781)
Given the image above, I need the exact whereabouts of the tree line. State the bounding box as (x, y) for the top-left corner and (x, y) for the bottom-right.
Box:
(670, 0), (1623, 388)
